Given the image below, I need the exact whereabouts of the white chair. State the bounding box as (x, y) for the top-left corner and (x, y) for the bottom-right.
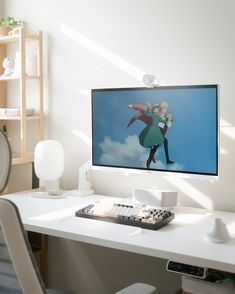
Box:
(116, 283), (156, 294)
(0, 198), (75, 294)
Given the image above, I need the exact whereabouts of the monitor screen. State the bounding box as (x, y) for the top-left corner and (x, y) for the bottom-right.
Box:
(92, 85), (218, 176)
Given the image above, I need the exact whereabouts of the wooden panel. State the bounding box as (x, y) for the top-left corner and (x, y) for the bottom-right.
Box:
(38, 31), (44, 140)
(28, 232), (46, 282)
(0, 44), (6, 129)
(0, 44), (8, 194)
(19, 28), (27, 158)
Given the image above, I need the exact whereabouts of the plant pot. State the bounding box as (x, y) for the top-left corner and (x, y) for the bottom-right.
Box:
(0, 26), (11, 36)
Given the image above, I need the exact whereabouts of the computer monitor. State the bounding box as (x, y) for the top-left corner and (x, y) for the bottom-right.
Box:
(92, 85), (218, 176)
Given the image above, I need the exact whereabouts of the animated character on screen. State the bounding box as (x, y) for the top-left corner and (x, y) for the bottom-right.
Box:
(127, 102), (174, 169)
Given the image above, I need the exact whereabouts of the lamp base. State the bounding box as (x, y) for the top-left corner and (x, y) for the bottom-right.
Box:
(30, 190), (67, 199)
(39, 179), (60, 191)
(68, 189), (94, 197)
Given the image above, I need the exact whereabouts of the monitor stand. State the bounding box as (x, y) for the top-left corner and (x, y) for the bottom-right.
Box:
(68, 160), (94, 196)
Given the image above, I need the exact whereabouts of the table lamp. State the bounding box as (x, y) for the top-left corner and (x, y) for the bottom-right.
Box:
(34, 140), (64, 192)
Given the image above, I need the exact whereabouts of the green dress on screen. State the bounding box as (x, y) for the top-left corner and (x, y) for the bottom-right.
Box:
(139, 109), (165, 148)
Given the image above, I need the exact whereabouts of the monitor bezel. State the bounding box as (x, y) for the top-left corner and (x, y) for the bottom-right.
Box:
(91, 84), (219, 177)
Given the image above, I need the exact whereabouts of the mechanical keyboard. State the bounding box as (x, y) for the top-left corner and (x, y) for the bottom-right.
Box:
(75, 201), (175, 230)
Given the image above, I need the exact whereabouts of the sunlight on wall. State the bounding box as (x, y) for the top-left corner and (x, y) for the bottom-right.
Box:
(220, 118), (232, 127)
(77, 89), (91, 99)
(61, 23), (145, 81)
(219, 118), (233, 154)
(220, 147), (228, 154)
(163, 175), (213, 210)
(73, 130), (92, 146)
(220, 127), (235, 141)
(220, 118), (235, 141)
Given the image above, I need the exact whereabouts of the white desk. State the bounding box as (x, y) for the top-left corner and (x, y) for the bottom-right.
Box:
(2, 192), (235, 274)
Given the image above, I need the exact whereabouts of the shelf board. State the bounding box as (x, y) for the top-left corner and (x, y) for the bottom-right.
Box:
(0, 115), (40, 121)
(26, 115), (40, 120)
(0, 75), (40, 81)
(26, 75), (40, 80)
(12, 152), (34, 165)
(26, 34), (40, 41)
(0, 33), (39, 45)
(0, 34), (19, 44)
(0, 76), (20, 81)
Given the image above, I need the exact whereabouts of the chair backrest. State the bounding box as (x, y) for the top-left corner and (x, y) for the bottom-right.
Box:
(0, 199), (46, 294)
(0, 129), (11, 193)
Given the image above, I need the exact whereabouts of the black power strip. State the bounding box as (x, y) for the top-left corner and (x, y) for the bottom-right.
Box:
(166, 261), (207, 279)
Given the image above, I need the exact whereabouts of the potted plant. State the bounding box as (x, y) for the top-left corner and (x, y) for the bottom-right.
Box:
(0, 16), (23, 36)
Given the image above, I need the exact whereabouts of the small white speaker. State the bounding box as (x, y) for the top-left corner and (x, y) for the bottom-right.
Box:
(207, 218), (231, 243)
(133, 188), (177, 208)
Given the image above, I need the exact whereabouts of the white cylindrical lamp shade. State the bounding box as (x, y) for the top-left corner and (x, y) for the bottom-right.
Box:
(34, 140), (64, 190)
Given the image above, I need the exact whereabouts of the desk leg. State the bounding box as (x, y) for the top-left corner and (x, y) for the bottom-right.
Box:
(39, 234), (46, 282)
(28, 232), (47, 283)
(30, 164), (47, 281)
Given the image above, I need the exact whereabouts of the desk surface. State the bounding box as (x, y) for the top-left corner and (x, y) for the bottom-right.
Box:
(2, 192), (235, 273)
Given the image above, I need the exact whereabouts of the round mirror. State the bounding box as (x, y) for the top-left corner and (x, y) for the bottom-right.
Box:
(0, 129), (11, 193)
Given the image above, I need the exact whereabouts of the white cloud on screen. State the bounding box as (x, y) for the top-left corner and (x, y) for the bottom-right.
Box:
(99, 135), (183, 171)
(168, 162), (184, 171)
(100, 135), (148, 167)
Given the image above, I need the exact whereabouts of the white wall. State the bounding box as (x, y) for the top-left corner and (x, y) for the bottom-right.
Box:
(5, 0), (235, 212)
(3, 0), (235, 293)
(0, 0), (3, 14)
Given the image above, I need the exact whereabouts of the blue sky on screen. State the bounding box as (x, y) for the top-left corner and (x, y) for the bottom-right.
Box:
(92, 86), (217, 174)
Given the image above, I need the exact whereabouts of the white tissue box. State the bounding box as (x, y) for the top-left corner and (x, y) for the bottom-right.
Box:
(132, 188), (177, 208)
